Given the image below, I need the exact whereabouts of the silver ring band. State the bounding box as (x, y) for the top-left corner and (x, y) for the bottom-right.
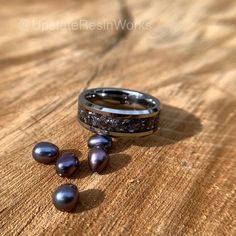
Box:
(78, 88), (161, 137)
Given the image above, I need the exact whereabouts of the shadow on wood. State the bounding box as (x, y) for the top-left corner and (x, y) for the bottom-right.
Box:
(111, 104), (203, 152)
(71, 153), (131, 179)
(75, 189), (105, 213)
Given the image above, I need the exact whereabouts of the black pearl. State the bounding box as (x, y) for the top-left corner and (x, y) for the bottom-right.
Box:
(88, 146), (109, 173)
(32, 142), (59, 164)
(88, 134), (112, 150)
(52, 184), (79, 212)
(56, 152), (79, 177)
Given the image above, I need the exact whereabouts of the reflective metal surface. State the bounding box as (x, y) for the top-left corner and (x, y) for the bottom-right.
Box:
(78, 88), (161, 137)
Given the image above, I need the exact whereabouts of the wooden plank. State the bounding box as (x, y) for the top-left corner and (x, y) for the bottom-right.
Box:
(0, 0), (236, 235)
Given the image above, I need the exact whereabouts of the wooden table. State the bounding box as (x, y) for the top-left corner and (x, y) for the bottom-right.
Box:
(1, 0), (236, 235)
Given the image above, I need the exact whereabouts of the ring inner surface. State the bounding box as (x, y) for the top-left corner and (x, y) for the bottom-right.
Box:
(86, 90), (155, 111)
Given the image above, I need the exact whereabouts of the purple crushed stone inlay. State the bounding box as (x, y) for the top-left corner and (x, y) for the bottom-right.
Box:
(79, 108), (160, 133)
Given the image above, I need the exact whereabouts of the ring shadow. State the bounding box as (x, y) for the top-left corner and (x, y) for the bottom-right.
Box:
(75, 189), (105, 213)
(111, 103), (203, 153)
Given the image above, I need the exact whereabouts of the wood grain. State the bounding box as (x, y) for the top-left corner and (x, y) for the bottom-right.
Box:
(0, 0), (236, 235)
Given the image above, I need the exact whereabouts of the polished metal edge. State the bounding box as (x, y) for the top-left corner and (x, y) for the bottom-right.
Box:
(78, 87), (161, 118)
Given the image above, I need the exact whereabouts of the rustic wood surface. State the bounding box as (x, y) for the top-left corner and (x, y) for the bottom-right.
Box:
(1, 0), (236, 235)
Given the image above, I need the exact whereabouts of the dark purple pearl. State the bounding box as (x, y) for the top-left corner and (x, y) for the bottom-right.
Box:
(88, 134), (112, 150)
(56, 152), (79, 177)
(32, 142), (59, 164)
(52, 183), (79, 212)
(88, 146), (109, 173)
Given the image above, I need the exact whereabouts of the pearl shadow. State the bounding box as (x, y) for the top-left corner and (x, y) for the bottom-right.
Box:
(102, 153), (131, 175)
(71, 153), (131, 179)
(75, 189), (105, 213)
(110, 104), (203, 153)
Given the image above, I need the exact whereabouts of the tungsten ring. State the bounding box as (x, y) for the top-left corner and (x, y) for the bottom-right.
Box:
(78, 88), (161, 137)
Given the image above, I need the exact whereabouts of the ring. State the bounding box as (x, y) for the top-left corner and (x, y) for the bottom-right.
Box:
(78, 88), (161, 137)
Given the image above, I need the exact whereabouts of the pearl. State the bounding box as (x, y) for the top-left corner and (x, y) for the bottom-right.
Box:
(52, 184), (79, 212)
(56, 152), (79, 177)
(88, 134), (112, 150)
(32, 142), (59, 164)
(88, 146), (109, 173)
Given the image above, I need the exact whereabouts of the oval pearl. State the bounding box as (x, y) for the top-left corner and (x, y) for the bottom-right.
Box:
(32, 142), (59, 164)
(88, 146), (109, 173)
(88, 134), (112, 150)
(52, 184), (79, 212)
(56, 152), (79, 177)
